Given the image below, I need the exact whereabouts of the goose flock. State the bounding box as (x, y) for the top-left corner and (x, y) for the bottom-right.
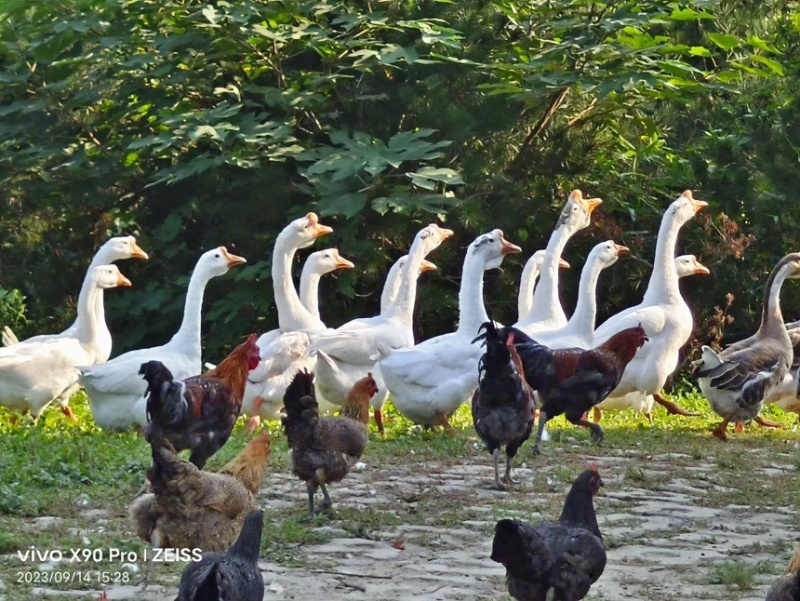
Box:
(2, 189), (800, 442)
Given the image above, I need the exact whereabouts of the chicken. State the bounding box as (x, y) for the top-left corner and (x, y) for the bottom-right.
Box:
(765, 545), (800, 601)
(129, 431), (270, 554)
(176, 509), (265, 601)
(471, 322), (535, 490)
(139, 333), (260, 469)
(505, 325), (648, 453)
(491, 467), (606, 601)
(282, 369), (378, 516)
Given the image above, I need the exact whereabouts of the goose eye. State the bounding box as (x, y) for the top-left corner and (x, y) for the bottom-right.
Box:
(215, 253), (220, 258)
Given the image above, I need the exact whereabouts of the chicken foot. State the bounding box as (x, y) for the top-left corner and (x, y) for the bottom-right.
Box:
(319, 483), (334, 513)
(569, 416), (604, 444)
(502, 453), (519, 488)
(653, 392), (700, 417)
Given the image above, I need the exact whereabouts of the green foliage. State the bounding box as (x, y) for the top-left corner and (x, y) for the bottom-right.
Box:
(0, 0), (798, 359)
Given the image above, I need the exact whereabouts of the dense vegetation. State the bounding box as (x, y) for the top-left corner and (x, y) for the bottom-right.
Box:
(1, 0), (798, 361)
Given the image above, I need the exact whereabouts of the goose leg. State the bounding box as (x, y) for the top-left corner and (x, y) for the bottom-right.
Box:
(712, 418), (731, 441)
(61, 405), (78, 422)
(754, 415), (782, 429)
(734, 421), (745, 434)
(246, 397), (263, 433)
(435, 411), (456, 437)
(592, 407), (603, 423)
(644, 411), (653, 425)
(374, 409), (386, 436)
(654, 393), (700, 417)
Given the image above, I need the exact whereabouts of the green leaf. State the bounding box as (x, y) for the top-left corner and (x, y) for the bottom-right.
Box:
(707, 33), (740, 51)
(406, 167), (464, 190)
(750, 54), (784, 76)
(689, 46), (712, 58)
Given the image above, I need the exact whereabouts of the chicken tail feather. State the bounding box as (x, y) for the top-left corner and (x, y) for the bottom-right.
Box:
(228, 509), (263, 563)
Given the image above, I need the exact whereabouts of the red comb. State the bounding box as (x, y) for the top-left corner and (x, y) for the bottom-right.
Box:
(589, 463), (599, 473)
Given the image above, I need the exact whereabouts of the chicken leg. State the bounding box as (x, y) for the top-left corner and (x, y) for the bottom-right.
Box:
(502, 453), (519, 488)
(532, 411), (548, 455)
(754, 415), (782, 428)
(592, 407), (602, 423)
(246, 397), (264, 433)
(491, 448), (503, 490)
(306, 481), (317, 517)
(374, 409), (386, 436)
(319, 483), (334, 513)
(654, 392), (700, 417)
(568, 414), (604, 444)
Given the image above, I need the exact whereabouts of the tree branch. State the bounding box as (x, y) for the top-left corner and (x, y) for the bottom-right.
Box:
(507, 87), (571, 173)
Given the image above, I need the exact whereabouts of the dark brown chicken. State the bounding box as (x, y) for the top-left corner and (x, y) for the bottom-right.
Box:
(139, 334), (260, 468)
(471, 321), (535, 490)
(282, 369), (377, 516)
(766, 545), (800, 601)
(176, 509), (265, 601)
(504, 325), (648, 453)
(491, 467), (606, 601)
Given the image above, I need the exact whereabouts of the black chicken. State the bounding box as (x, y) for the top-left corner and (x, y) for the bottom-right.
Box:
(175, 509), (264, 601)
(501, 325), (648, 453)
(491, 468), (606, 601)
(472, 321), (535, 490)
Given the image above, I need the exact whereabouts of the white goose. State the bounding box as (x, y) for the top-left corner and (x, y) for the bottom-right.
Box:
(0, 265), (132, 422)
(694, 253), (800, 440)
(514, 190), (602, 335)
(241, 214), (334, 422)
(299, 248), (355, 320)
(309, 225), (453, 426)
(2, 236), (149, 362)
(766, 321), (800, 417)
(591, 191), (707, 408)
(593, 255), (710, 423)
(528, 240), (629, 349)
(517, 250), (569, 324)
(378, 229), (522, 433)
(79, 247), (246, 430)
(312, 251), (442, 433)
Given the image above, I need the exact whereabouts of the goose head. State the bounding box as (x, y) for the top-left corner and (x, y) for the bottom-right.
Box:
(102, 236), (149, 261)
(675, 255), (710, 278)
(414, 223), (454, 256)
(776, 252), (800, 280)
(197, 246), (247, 278)
(281, 212), (334, 250)
(592, 240), (629, 268)
(668, 190), (708, 226)
(556, 190), (603, 233)
(91, 265), (132, 289)
(304, 248), (355, 276)
(528, 249), (570, 272)
(471, 229), (522, 270)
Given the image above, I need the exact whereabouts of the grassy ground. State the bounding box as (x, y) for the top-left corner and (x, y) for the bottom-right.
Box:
(0, 386), (799, 600)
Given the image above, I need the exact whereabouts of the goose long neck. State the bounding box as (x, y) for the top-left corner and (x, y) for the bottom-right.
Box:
(760, 263), (790, 334)
(517, 258), (540, 321)
(299, 269), (322, 321)
(169, 266), (209, 354)
(455, 251), (489, 337)
(568, 255), (604, 334)
(384, 244), (424, 325)
(74, 279), (102, 346)
(643, 212), (681, 304)
(86, 247), (116, 336)
(380, 263), (404, 315)
(527, 227), (570, 323)
(273, 237), (322, 331)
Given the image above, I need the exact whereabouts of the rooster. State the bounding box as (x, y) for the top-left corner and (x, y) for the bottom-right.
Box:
(504, 325), (648, 453)
(471, 322), (535, 490)
(176, 509), (265, 601)
(129, 431), (270, 587)
(491, 467), (606, 601)
(139, 333), (260, 468)
(282, 369), (378, 516)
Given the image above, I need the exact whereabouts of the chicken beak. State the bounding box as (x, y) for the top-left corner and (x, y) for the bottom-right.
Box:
(614, 244), (630, 256)
(117, 273), (132, 287)
(559, 258), (570, 269)
(499, 235), (522, 255)
(221, 247), (247, 268)
(131, 241), (149, 260)
(420, 260), (438, 273)
(694, 262), (711, 275)
(336, 256), (355, 270)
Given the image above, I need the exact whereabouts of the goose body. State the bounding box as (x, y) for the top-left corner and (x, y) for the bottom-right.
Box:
(79, 247), (246, 430)
(378, 230), (521, 429)
(694, 253), (800, 439)
(0, 266), (132, 420)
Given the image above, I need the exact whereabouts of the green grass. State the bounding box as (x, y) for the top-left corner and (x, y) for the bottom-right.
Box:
(0, 386), (799, 599)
